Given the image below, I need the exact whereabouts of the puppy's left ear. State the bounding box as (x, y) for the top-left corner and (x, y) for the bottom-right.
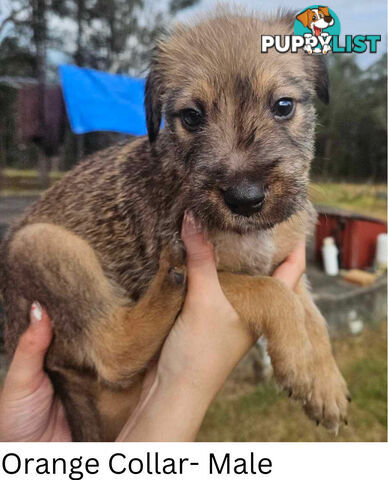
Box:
(312, 56), (330, 104)
(145, 52), (164, 143)
(304, 55), (330, 104)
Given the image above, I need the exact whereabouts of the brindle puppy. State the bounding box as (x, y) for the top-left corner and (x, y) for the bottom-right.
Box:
(1, 10), (349, 441)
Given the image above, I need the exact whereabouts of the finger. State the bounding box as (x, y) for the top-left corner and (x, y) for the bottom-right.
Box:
(286, 241), (306, 268)
(4, 302), (53, 394)
(181, 211), (222, 294)
(273, 241), (306, 290)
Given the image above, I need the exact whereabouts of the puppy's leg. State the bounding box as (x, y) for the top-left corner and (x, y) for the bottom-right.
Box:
(89, 250), (186, 386)
(296, 278), (350, 430)
(4, 223), (185, 441)
(218, 273), (315, 401)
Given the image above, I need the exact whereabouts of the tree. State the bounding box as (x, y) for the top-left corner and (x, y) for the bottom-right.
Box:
(313, 54), (387, 182)
(0, 0), (200, 175)
(0, 2), (29, 37)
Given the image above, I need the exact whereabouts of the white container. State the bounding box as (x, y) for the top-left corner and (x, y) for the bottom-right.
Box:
(375, 233), (388, 270)
(321, 236), (339, 276)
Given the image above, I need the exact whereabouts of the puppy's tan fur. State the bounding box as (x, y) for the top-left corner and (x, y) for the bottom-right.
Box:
(1, 10), (349, 441)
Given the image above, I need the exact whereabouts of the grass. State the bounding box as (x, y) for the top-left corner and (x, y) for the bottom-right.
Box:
(0, 169), (65, 196)
(197, 321), (387, 442)
(1, 171), (386, 221)
(310, 182), (387, 221)
(3, 168), (64, 180)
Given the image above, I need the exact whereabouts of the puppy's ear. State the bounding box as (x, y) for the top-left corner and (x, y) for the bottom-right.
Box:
(303, 55), (330, 104)
(313, 56), (330, 104)
(145, 55), (163, 143)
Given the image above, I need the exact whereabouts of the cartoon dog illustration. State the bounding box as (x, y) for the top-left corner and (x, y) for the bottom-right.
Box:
(296, 6), (335, 54)
(296, 6), (335, 36)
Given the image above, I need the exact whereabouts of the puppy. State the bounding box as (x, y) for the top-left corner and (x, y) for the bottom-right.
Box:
(1, 10), (349, 441)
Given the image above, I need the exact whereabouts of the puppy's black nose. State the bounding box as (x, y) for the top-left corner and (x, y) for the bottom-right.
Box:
(222, 181), (265, 217)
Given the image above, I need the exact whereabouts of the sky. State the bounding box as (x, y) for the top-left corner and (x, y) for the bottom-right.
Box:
(178, 0), (387, 68)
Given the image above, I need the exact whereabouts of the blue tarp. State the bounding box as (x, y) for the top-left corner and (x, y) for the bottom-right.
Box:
(59, 65), (147, 135)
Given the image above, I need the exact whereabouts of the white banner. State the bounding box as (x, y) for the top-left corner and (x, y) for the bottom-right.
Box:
(0, 442), (387, 480)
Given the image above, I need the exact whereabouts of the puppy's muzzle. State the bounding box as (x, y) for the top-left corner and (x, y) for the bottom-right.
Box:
(222, 180), (265, 217)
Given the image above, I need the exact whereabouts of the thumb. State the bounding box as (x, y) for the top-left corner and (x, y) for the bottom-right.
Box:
(4, 302), (53, 394)
(181, 211), (222, 296)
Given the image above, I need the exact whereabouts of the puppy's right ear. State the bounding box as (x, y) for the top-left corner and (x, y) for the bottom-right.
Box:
(145, 58), (163, 143)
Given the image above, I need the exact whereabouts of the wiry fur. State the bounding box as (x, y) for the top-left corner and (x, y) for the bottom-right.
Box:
(1, 10), (348, 441)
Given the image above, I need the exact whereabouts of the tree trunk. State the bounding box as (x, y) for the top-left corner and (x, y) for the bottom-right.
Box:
(75, 0), (85, 66)
(31, 0), (49, 187)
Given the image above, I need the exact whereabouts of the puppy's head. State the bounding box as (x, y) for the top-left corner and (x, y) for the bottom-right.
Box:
(145, 11), (329, 233)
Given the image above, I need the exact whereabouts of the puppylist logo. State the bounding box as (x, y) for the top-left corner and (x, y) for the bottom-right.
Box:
(262, 5), (381, 55)
(294, 6), (340, 54)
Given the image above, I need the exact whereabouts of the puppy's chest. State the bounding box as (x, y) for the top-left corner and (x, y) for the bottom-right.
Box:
(209, 230), (275, 276)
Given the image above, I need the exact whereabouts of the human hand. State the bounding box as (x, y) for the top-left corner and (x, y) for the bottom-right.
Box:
(156, 214), (306, 397)
(118, 213), (306, 441)
(272, 241), (306, 290)
(0, 303), (71, 442)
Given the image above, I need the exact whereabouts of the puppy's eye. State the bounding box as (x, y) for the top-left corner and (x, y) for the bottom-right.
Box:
(312, 15), (317, 20)
(273, 98), (295, 119)
(180, 109), (203, 131)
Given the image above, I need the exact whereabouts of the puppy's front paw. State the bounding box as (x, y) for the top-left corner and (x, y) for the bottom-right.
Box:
(271, 340), (315, 403)
(304, 362), (350, 433)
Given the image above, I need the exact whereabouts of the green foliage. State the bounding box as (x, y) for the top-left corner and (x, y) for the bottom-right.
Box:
(349, 357), (387, 426)
(310, 182), (387, 220)
(0, 0), (200, 75)
(0, 37), (35, 76)
(314, 54), (387, 182)
(169, 0), (198, 15)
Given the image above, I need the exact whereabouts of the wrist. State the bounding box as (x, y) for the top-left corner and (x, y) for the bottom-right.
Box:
(157, 360), (229, 408)
(117, 369), (216, 442)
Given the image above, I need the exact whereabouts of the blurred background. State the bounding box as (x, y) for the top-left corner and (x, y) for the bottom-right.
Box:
(0, 0), (386, 441)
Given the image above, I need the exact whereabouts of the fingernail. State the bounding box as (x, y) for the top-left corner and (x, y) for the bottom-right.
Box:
(184, 210), (203, 235)
(30, 301), (43, 324)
